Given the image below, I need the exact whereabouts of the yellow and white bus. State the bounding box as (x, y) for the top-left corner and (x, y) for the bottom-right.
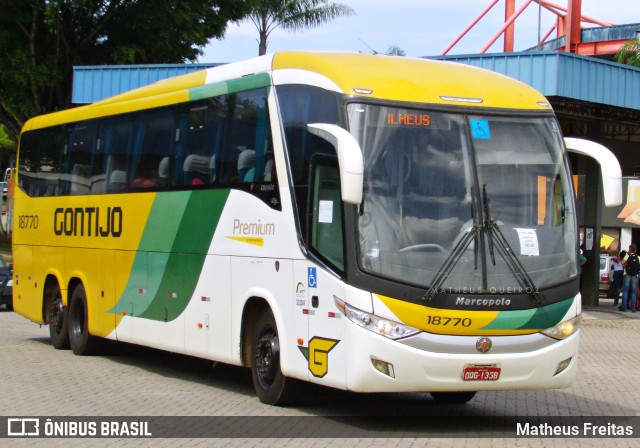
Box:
(13, 52), (620, 405)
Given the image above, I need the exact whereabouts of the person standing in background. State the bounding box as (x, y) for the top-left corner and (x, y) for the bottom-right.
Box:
(610, 251), (625, 307)
(620, 244), (639, 312)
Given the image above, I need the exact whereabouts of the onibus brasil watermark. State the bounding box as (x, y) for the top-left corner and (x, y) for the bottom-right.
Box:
(6, 417), (151, 438)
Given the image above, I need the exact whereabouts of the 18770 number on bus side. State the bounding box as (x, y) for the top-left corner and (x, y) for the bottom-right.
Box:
(18, 215), (39, 229)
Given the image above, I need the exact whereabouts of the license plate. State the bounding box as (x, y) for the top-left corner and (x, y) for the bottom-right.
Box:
(462, 364), (501, 381)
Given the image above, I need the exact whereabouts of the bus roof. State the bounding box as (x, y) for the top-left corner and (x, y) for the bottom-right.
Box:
(272, 52), (550, 111)
(23, 51), (551, 131)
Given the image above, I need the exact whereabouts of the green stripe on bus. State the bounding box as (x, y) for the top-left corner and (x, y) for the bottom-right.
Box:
(138, 189), (228, 321)
(480, 298), (574, 331)
(479, 308), (536, 331)
(189, 73), (271, 102)
(112, 189), (229, 320)
(515, 298), (574, 330)
(139, 192), (190, 252)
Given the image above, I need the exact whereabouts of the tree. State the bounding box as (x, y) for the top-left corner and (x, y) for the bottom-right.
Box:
(0, 125), (14, 168)
(615, 37), (640, 67)
(0, 0), (250, 144)
(246, 0), (355, 56)
(386, 44), (406, 57)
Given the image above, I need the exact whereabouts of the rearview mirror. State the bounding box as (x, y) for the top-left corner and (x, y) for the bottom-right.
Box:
(307, 123), (364, 205)
(564, 137), (622, 207)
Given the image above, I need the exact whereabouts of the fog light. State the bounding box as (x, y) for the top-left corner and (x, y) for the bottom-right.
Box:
(371, 358), (395, 378)
(554, 357), (572, 376)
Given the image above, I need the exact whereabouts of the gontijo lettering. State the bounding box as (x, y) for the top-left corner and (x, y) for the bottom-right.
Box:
(54, 207), (123, 237)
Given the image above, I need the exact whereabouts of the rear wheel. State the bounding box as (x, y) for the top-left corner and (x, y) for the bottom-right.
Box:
(430, 391), (477, 404)
(48, 285), (69, 349)
(250, 309), (296, 405)
(68, 284), (103, 355)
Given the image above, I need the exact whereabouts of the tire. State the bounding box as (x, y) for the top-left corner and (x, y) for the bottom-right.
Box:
(250, 309), (296, 405)
(68, 284), (103, 356)
(48, 285), (70, 350)
(430, 391), (477, 404)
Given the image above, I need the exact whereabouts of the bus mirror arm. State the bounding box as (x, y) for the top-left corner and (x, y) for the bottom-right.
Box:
(564, 137), (622, 207)
(307, 123), (364, 205)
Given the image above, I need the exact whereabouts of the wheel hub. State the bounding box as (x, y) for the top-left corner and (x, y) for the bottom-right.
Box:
(256, 332), (279, 381)
(50, 300), (65, 331)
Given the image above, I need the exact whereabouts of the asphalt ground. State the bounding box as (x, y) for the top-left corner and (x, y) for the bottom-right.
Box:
(0, 296), (639, 448)
(1, 244), (638, 446)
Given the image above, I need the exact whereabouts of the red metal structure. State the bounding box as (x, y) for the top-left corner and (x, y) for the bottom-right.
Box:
(441, 0), (627, 56)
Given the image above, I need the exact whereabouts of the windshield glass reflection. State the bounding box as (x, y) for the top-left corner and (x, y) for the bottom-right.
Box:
(348, 104), (577, 294)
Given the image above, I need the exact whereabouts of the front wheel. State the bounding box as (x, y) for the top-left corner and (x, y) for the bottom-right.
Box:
(48, 285), (70, 350)
(430, 391), (477, 404)
(250, 309), (297, 405)
(68, 284), (103, 356)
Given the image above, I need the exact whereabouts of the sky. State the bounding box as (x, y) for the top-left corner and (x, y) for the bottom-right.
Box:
(199, 0), (639, 63)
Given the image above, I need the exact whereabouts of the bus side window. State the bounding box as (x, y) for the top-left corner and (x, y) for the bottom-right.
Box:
(66, 123), (96, 195)
(277, 84), (341, 243)
(309, 157), (344, 271)
(17, 131), (40, 197)
(131, 108), (175, 189)
(34, 126), (66, 197)
(218, 89), (274, 187)
(177, 100), (219, 187)
(102, 117), (133, 192)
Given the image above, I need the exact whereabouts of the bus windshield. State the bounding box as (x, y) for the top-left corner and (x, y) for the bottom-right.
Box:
(348, 103), (578, 295)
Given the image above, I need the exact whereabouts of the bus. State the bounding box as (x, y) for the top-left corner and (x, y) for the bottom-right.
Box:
(13, 52), (621, 405)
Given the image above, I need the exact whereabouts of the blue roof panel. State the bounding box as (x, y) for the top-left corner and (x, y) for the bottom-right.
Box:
(529, 23), (639, 52)
(433, 51), (640, 111)
(581, 23), (640, 43)
(72, 63), (219, 104)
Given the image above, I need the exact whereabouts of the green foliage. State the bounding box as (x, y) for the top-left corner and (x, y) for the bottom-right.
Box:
(386, 45), (406, 56)
(614, 38), (640, 67)
(0, 125), (14, 150)
(0, 0), (250, 141)
(246, 0), (355, 55)
(0, 125), (16, 171)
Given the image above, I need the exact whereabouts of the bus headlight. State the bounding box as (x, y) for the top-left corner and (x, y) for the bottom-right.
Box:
(334, 297), (420, 340)
(541, 315), (581, 340)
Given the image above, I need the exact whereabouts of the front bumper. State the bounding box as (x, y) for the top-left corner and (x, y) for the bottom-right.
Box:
(343, 320), (579, 393)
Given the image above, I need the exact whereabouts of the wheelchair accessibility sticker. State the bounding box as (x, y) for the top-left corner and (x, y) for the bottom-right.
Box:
(308, 267), (317, 288)
(470, 119), (491, 139)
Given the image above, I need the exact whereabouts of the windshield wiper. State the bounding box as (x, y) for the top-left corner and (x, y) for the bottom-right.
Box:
(423, 188), (544, 306)
(482, 185), (545, 306)
(424, 215), (481, 301)
(483, 184), (496, 266)
(554, 174), (566, 224)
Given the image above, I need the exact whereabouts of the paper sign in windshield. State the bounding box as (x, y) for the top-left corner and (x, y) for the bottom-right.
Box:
(515, 228), (539, 256)
(318, 200), (334, 223)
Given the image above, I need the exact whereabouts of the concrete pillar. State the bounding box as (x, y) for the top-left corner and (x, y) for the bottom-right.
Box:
(574, 118), (605, 306)
(580, 156), (602, 307)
